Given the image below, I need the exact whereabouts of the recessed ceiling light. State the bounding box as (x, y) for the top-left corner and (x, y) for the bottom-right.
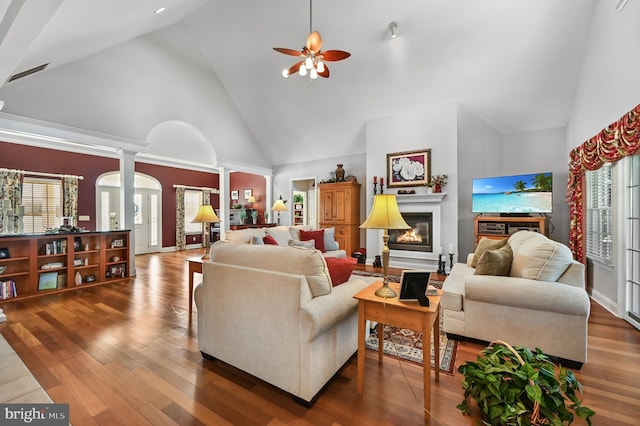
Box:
(154, 7), (166, 14)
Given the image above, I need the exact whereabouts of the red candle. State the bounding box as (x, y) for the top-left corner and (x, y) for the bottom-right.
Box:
(373, 176), (377, 184)
(380, 177), (384, 186)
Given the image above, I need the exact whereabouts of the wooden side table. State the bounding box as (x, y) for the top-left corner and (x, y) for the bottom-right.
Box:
(186, 257), (203, 316)
(354, 281), (442, 423)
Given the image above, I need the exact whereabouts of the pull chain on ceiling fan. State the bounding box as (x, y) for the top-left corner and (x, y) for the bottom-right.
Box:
(273, 0), (351, 79)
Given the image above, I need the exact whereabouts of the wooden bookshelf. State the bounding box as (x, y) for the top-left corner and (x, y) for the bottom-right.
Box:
(0, 230), (130, 303)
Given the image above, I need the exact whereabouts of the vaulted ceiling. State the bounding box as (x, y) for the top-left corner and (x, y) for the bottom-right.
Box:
(0, 0), (599, 166)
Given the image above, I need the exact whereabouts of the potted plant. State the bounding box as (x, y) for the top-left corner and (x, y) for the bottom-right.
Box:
(239, 211), (246, 224)
(431, 174), (448, 193)
(251, 210), (258, 224)
(264, 212), (269, 223)
(457, 341), (595, 425)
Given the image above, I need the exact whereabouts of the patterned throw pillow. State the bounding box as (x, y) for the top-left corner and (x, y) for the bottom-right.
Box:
(300, 229), (326, 252)
(323, 227), (340, 251)
(474, 244), (513, 276)
(325, 257), (357, 286)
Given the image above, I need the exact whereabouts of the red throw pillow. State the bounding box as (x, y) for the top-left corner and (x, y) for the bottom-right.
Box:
(300, 229), (326, 252)
(325, 257), (357, 286)
(263, 235), (279, 245)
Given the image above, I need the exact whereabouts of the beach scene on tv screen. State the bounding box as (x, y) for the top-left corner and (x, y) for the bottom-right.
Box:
(472, 172), (552, 213)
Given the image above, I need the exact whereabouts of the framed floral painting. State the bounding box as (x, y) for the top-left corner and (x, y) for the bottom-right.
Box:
(387, 149), (431, 187)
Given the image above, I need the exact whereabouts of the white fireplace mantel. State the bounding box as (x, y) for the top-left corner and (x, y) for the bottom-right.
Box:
(388, 192), (446, 270)
(395, 193), (447, 204)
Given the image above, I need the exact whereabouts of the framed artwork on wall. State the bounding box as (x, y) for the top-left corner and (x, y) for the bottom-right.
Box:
(231, 190), (239, 201)
(244, 189), (252, 200)
(386, 149), (431, 188)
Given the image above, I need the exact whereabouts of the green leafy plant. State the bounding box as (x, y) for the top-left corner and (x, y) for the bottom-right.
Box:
(293, 194), (304, 203)
(457, 341), (595, 426)
(251, 210), (258, 220)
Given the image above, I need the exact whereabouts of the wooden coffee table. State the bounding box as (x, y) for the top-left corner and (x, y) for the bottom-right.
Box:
(354, 281), (442, 423)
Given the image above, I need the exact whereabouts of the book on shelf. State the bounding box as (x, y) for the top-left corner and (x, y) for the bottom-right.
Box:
(1, 280), (17, 299)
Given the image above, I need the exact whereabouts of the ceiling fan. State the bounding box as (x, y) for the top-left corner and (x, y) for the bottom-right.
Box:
(273, 0), (351, 79)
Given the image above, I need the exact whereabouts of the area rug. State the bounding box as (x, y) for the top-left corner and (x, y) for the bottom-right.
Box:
(355, 273), (459, 374)
(365, 311), (458, 375)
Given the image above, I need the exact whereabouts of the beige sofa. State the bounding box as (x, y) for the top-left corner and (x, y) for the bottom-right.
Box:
(223, 225), (347, 258)
(442, 231), (590, 368)
(193, 241), (377, 404)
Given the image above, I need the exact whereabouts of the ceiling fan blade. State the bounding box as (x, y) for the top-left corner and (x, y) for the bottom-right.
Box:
(318, 64), (330, 78)
(321, 50), (351, 62)
(285, 61), (304, 76)
(273, 47), (304, 57)
(306, 31), (322, 52)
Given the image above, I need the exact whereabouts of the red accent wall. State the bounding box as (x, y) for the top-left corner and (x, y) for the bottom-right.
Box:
(230, 171), (267, 220)
(0, 141), (220, 248)
(135, 163), (219, 247)
(0, 141), (118, 231)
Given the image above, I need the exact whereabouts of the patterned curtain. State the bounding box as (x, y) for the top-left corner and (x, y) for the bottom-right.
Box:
(62, 175), (79, 223)
(0, 168), (24, 233)
(175, 186), (186, 250)
(566, 103), (640, 263)
(202, 189), (211, 248)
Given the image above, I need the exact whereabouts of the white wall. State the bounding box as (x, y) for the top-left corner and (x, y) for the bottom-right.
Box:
(0, 23), (268, 168)
(565, 1), (640, 313)
(272, 153), (367, 229)
(503, 127), (569, 246)
(364, 103), (459, 266)
(457, 106), (503, 257)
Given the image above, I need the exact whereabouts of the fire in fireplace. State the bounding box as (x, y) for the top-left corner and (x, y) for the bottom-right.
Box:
(389, 212), (433, 252)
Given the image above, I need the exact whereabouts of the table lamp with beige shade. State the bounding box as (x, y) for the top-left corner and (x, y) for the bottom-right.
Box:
(360, 194), (410, 298)
(271, 196), (288, 225)
(191, 205), (220, 260)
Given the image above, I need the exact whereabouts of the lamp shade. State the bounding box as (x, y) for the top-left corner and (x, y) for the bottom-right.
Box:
(360, 195), (410, 230)
(271, 199), (288, 212)
(191, 205), (220, 224)
(248, 196), (256, 203)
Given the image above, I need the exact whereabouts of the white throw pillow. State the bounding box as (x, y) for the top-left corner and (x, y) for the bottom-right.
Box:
(510, 237), (574, 281)
(323, 227), (340, 251)
(265, 226), (293, 246)
(289, 239), (315, 249)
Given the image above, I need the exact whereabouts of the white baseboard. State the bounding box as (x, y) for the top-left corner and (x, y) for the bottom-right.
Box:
(590, 289), (620, 318)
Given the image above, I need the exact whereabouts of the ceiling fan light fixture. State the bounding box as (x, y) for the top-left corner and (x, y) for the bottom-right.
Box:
(389, 21), (398, 38)
(299, 66), (307, 77)
(305, 57), (314, 69)
(282, 69), (290, 78)
(316, 61), (325, 73)
(310, 68), (318, 79)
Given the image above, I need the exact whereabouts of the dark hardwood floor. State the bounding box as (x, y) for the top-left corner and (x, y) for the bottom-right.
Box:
(1, 249), (639, 425)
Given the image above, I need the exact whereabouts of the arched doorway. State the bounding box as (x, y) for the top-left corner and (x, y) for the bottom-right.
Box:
(96, 172), (162, 254)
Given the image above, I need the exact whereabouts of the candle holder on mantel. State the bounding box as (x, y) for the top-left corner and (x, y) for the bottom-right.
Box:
(449, 253), (454, 272)
(373, 182), (378, 195)
(437, 253), (447, 276)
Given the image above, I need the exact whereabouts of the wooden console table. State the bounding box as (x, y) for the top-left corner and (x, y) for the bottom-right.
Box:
(186, 257), (203, 316)
(354, 281), (442, 423)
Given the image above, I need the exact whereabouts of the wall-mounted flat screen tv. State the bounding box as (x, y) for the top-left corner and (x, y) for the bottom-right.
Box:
(472, 172), (553, 214)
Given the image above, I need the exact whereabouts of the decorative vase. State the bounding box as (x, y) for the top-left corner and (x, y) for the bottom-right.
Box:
(335, 164), (345, 181)
(75, 271), (82, 285)
(434, 184), (442, 193)
(427, 187), (433, 194)
(373, 255), (382, 268)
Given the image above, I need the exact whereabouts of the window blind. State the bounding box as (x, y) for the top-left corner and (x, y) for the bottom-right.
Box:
(184, 190), (202, 234)
(22, 178), (63, 234)
(585, 162), (613, 265)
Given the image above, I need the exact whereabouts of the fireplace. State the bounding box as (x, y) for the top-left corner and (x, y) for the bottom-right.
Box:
(389, 212), (433, 252)
(387, 193), (444, 269)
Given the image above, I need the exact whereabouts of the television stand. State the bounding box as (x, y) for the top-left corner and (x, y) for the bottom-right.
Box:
(474, 216), (548, 244)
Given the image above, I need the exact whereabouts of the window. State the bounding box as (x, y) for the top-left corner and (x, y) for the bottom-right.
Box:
(22, 178), (63, 233)
(585, 162), (613, 265)
(184, 190), (202, 234)
(626, 155), (640, 326)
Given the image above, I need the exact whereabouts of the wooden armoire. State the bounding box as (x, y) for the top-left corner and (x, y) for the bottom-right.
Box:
(318, 181), (361, 256)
